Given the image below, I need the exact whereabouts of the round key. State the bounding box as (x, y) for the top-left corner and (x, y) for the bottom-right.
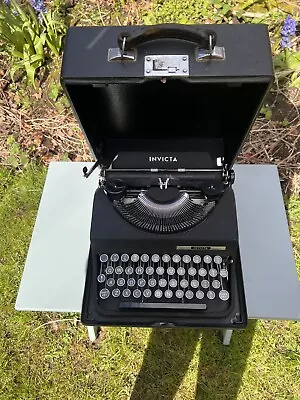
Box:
(105, 266), (114, 275)
(219, 290), (230, 301)
(122, 288), (131, 298)
(158, 278), (167, 288)
(133, 289), (141, 299)
(97, 274), (106, 283)
(117, 278), (125, 287)
(191, 279), (199, 289)
(196, 290), (204, 300)
(146, 266), (154, 275)
(201, 279), (209, 289)
(165, 289), (173, 299)
(204, 255), (212, 264)
(220, 269), (228, 278)
(180, 279), (189, 289)
(177, 267), (185, 276)
(148, 278), (157, 287)
(188, 267), (197, 276)
(100, 254), (108, 263)
(107, 278), (115, 287)
(128, 278), (136, 287)
(141, 254), (149, 263)
(115, 266), (123, 275)
(167, 266), (175, 275)
(131, 254), (139, 263)
(185, 290), (194, 300)
(214, 255), (222, 264)
(175, 289), (184, 299)
(135, 266), (144, 275)
(182, 255), (191, 264)
(193, 255), (201, 264)
(209, 268), (218, 278)
(212, 280), (221, 289)
(156, 267), (164, 275)
(172, 254), (181, 263)
(112, 288), (120, 298)
(207, 290), (215, 300)
(121, 253), (129, 262)
(125, 266), (134, 275)
(154, 289), (163, 299)
(111, 253), (119, 262)
(99, 288), (110, 299)
(199, 268), (207, 277)
(151, 254), (160, 263)
(138, 278), (146, 288)
(169, 278), (177, 288)
(162, 254), (171, 263)
(143, 288), (152, 298)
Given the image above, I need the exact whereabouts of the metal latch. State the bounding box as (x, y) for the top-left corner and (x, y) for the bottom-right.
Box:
(144, 55), (189, 77)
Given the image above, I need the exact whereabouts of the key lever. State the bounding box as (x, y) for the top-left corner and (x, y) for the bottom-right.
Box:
(83, 160), (100, 178)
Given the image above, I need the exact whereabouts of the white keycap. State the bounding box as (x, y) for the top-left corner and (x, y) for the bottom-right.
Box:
(121, 253), (129, 262)
(131, 254), (139, 262)
(143, 289), (152, 298)
(219, 290), (230, 301)
(207, 290), (215, 300)
(193, 255), (201, 264)
(203, 255), (212, 264)
(115, 266), (123, 275)
(209, 268), (218, 278)
(128, 278), (136, 287)
(199, 268), (207, 277)
(159, 278), (167, 288)
(180, 279), (188, 289)
(112, 288), (120, 298)
(107, 278), (115, 287)
(111, 253), (119, 262)
(220, 269), (228, 278)
(97, 274), (106, 283)
(151, 254), (160, 263)
(100, 254), (108, 263)
(156, 267), (164, 275)
(148, 278), (157, 287)
(135, 266), (144, 275)
(133, 289), (141, 299)
(125, 266), (134, 275)
(138, 278), (146, 288)
(191, 279), (199, 289)
(196, 290), (204, 300)
(146, 266), (154, 275)
(214, 255), (222, 264)
(201, 280), (209, 289)
(185, 290), (194, 299)
(169, 279), (177, 288)
(182, 255), (191, 264)
(177, 267), (185, 276)
(175, 290), (184, 299)
(117, 278), (125, 287)
(162, 254), (171, 263)
(105, 266), (114, 275)
(188, 267), (197, 276)
(154, 289), (163, 299)
(141, 254), (149, 263)
(123, 288), (131, 298)
(167, 267), (175, 275)
(165, 289), (173, 299)
(99, 288), (110, 299)
(212, 280), (221, 289)
(172, 254), (181, 263)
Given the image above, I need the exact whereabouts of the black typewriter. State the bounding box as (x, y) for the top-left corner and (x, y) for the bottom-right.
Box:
(60, 23), (274, 328)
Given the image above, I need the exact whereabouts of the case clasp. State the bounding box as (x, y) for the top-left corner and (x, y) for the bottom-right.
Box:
(144, 55), (189, 77)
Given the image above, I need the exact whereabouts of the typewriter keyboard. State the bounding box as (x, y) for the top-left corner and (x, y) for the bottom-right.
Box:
(96, 253), (233, 312)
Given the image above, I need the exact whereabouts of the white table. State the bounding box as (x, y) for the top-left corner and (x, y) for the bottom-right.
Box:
(15, 162), (300, 344)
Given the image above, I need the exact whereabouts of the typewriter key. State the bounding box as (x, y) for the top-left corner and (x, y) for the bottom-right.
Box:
(204, 255), (212, 264)
(209, 268), (218, 278)
(152, 254), (160, 263)
(180, 279), (188, 289)
(123, 288), (131, 298)
(182, 255), (191, 264)
(156, 267), (164, 275)
(199, 268), (207, 277)
(112, 288), (120, 298)
(148, 278), (157, 287)
(131, 254), (139, 263)
(141, 254), (149, 263)
(107, 278), (115, 287)
(162, 254), (171, 263)
(193, 255), (201, 264)
(121, 254), (129, 263)
(191, 279), (199, 289)
(201, 280), (209, 289)
(99, 254), (108, 263)
(128, 278), (136, 287)
(135, 266), (144, 275)
(196, 290), (204, 300)
(185, 290), (194, 300)
(146, 266), (154, 275)
(117, 278), (125, 287)
(214, 255), (222, 264)
(172, 254), (181, 263)
(138, 278), (146, 287)
(207, 290), (215, 300)
(111, 253), (119, 262)
(220, 269), (228, 278)
(167, 266), (175, 275)
(158, 278), (167, 288)
(165, 289), (173, 299)
(99, 288), (110, 299)
(188, 267), (197, 276)
(125, 266), (134, 275)
(177, 267), (185, 276)
(219, 290), (230, 301)
(175, 290), (184, 299)
(143, 289), (152, 298)
(212, 280), (221, 289)
(97, 274), (106, 283)
(154, 289), (163, 299)
(105, 266), (114, 275)
(169, 279), (177, 288)
(133, 289), (141, 299)
(115, 266), (123, 275)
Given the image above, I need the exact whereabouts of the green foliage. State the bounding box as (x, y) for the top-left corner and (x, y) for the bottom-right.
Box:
(5, 135), (30, 169)
(0, 0), (66, 87)
(273, 50), (300, 89)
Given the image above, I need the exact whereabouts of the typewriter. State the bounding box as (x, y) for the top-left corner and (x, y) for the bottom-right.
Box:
(60, 23), (274, 328)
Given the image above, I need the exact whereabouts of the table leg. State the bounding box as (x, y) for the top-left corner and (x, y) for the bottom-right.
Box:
(222, 329), (233, 345)
(87, 325), (100, 342)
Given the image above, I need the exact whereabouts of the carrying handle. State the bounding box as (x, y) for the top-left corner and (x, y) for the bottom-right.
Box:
(118, 25), (217, 52)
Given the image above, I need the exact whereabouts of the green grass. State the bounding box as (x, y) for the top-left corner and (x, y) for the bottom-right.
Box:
(0, 164), (300, 400)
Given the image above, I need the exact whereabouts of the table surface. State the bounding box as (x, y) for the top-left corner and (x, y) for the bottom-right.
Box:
(15, 162), (300, 320)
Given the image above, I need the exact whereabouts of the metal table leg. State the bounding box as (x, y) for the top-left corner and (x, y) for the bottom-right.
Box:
(87, 325), (100, 342)
(222, 329), (233, 345)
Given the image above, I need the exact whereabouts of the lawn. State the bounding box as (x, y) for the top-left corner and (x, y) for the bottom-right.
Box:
(0, 164), (299, 400)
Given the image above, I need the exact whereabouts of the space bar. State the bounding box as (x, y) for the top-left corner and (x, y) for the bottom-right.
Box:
(119, 302), (207, 310)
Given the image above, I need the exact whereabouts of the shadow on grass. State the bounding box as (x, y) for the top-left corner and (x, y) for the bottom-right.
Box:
(130, 321), (256, 400)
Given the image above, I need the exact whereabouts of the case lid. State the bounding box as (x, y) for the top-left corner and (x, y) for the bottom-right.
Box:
(60, 23), (274, 168)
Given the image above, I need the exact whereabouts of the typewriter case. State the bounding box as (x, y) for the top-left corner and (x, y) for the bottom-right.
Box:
(61, 23), (274, 328)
